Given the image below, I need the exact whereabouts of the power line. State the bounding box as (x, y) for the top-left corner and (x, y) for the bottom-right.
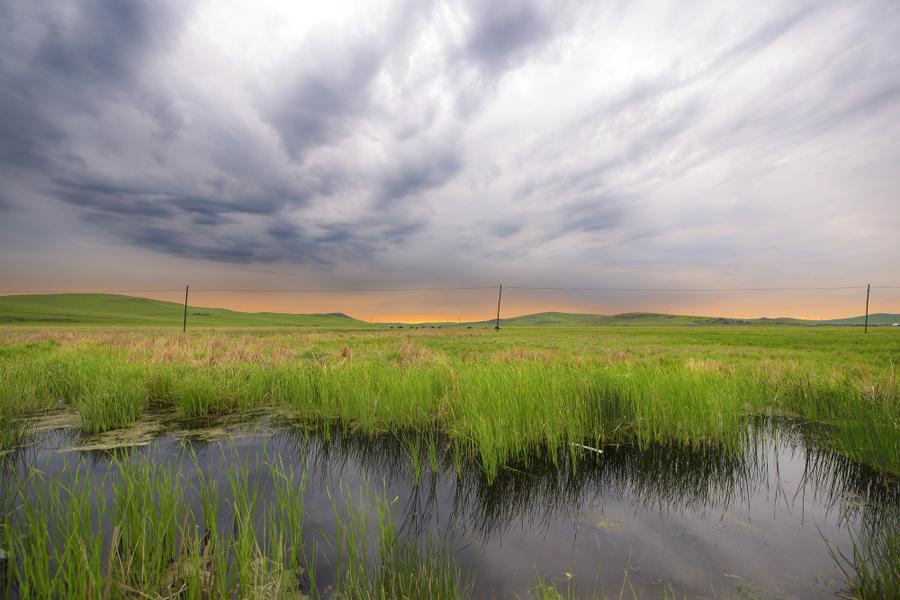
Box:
(0, 289), (187, 294)
(505, 285), (868, 292)
(194, 287), (499, 293)
(0, 286), (499, 294)
(0, 285), (889, 294)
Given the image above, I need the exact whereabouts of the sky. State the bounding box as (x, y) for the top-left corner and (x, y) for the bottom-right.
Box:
(1, 0), (899, 321)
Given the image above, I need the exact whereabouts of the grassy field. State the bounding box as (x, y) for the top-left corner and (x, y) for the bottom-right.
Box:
(1, 325), (897, 476)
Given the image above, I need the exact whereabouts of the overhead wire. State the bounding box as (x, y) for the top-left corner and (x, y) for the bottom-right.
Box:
(0, 285), (888, 294)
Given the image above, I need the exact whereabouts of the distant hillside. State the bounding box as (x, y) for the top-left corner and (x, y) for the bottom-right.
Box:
(822, 313), (900, 326)
(480, 312), (618, 327)
(2, 295), (895, 328)
(0, 294), (371, 327)
(463, 311), (807, 327)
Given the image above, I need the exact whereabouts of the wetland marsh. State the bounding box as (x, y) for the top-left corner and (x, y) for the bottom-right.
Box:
(1, 326), (898, 598)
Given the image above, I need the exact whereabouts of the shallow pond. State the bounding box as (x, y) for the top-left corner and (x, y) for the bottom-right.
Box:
(2, 413), (897, 598)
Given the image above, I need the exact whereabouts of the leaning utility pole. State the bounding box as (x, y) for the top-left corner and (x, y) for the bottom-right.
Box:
(864, 283), (870, 334)
(495, 284), (502, 331)
(183, 285), (189, 333)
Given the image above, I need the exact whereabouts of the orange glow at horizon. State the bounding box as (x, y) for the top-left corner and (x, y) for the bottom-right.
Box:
(4, 287), (890, 323)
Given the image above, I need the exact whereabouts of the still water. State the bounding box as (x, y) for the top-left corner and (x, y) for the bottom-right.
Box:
(2, 414), (897, 598)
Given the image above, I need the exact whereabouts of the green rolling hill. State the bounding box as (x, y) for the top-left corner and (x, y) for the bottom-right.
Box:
(464, 311), (806, 327)
(0, 294), (896, 328)
(822, 314), (900, 326)
(460, 311), (899, 327)
(0, 294), (370, 327)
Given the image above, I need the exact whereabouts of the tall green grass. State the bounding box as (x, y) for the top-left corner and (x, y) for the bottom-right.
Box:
(1, 452), (467, 599)
(824, 522), (899, 599)
(0, 330), (897, 474)
(328, 480), (469, 599)
(0, 414), (22, 452)
(0, 350), (147, 436)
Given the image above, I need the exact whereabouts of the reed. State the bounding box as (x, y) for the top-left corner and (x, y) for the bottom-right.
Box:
(329, 481), (469, 599)
(1, 450), (468, 599)
(823, 522), (899, 600)
(0, 327), (897, 475)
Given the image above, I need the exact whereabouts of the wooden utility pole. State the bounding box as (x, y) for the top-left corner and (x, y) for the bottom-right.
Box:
(864, 283), (870, 334)
(495, 284), (502, 331)
(183, 285), (189, 333)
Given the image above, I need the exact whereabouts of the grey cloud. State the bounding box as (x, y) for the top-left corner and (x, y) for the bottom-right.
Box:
(256, 219), (425, 265)
(382, 220), (427, 243)
(145, 95), (186, 142)
(52, 179), (284, 221)
(1, 0), (898, 290)
(0, 2), (475, 268)
(557, 196), (628, 235)
(0, 1), (189, 172)
(33, 0), (182, 87)
(475, 193), (634, 263)
(57, 172), (429, 266)
(124, 224), (261, 264)
(378, 149), (463, 207)
(451, 0), (577, 115)
(462, 0), (557, 74)
(492, 223), (521, 238)
(190, 213), (227, 227)
(263, 35), (383, 162)
(515, 194), (632, 252)
(79, 209), (327, 266)
(0, 85), (63, 169)
(58, 183), (175, 219)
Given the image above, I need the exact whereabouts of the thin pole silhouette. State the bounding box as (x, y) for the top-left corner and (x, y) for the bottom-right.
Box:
(865, 283), (870, 333)
(183, 285), (189, 333)
(495, 284), (502, 331)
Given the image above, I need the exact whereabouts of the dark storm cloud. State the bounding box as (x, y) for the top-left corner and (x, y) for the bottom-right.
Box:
(123, 224), (261, 264)
(52, 178), (291, 221)
(78, 210), (346, 266)
(0, 0), (187, 170)
(263, 35), (384, 162)
(1, 0), (898, 289)
(450, 0), (578, 115)
(0, 85), (63, 169)
(2, 0), (548, 269)
(377, 149), (463, 207)
(462, 0), (558, 74)
(33, 0), (180, 87)
(51, 174), (406, 265)
(256, 219), (425, 266)
(0, 1), (384, 266)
